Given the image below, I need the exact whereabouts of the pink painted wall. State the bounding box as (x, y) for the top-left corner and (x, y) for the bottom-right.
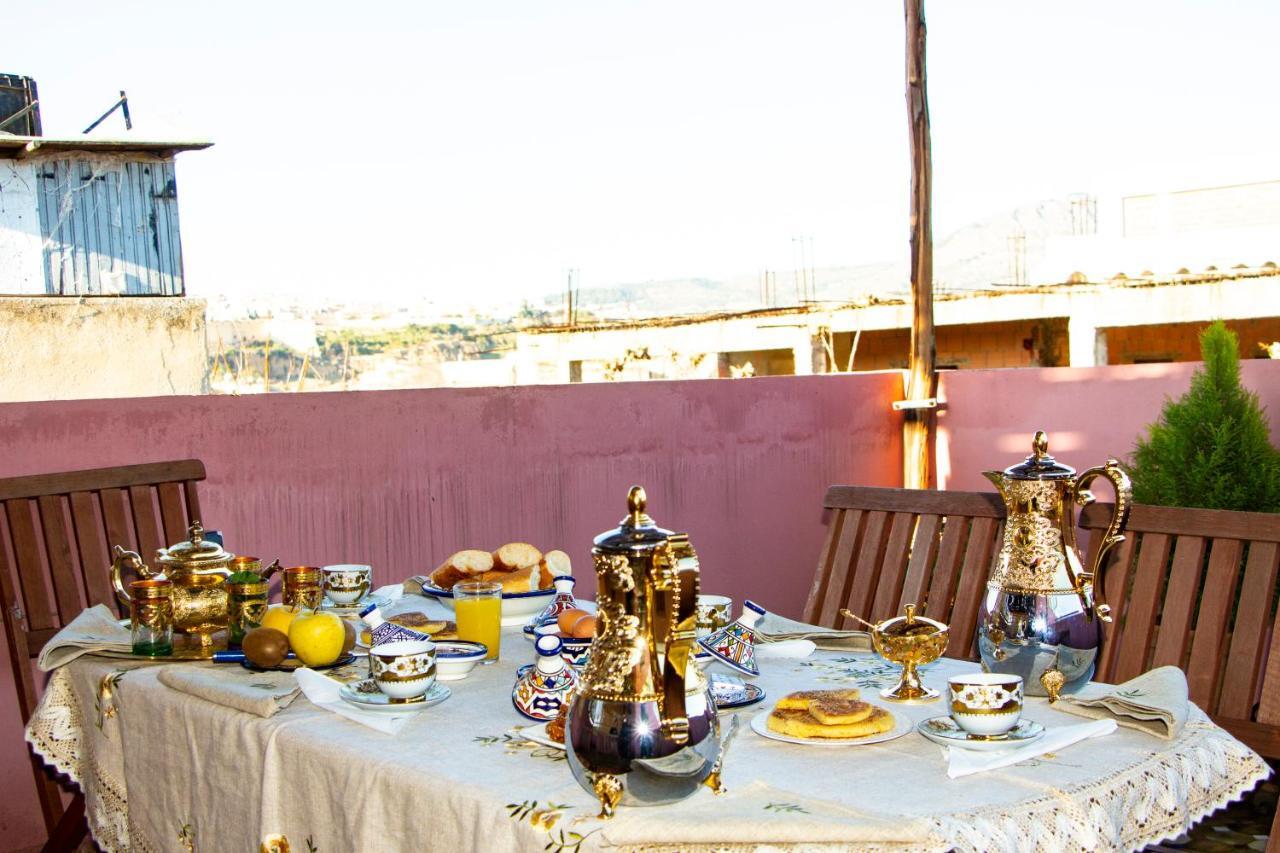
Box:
(0, 373), (902, 849)
(937, 360), (1280, 492)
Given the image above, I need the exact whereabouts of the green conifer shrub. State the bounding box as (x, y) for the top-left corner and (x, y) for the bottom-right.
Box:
(1129, 321), (1280, 513)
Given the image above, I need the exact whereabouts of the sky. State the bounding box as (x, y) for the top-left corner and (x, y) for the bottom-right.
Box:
(6, 0), (1279, 309)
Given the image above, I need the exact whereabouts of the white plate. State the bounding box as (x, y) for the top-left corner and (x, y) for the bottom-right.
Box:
(749, 705), (912, 747)
(338, 679), (450, 713)
(509, 722), (566, 751)
(421, 582), (554, 626)
(916, 716), (1046, 751)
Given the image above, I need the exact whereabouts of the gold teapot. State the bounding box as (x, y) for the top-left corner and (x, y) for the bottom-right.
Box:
(565, 486), (720, 818)
(868, 604), (949, 702)
(111, 522), (236, 647)
(978, 431), (1131, 694)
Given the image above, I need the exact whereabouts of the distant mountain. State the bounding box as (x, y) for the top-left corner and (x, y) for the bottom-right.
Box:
(543, 198), (1076, 320)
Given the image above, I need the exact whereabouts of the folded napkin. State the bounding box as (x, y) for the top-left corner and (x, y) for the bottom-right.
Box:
(754, 609), (872, 652)
(402, 576), (433, 596)
(1056, 665), (1189, 739)
(946, 718), (1117, 778)
(158, 665), (300, 718)
(37, 604), (132, 671)
(294, 668), (415, 734)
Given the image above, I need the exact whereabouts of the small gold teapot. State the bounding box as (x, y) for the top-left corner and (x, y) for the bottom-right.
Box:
(978, 431), (1131, 694)
(111, 522), (236, 647)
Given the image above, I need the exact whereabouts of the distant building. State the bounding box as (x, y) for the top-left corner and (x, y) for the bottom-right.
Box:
(0, 129), (213, 402)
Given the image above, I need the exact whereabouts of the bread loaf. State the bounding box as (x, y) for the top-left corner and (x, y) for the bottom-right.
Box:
(430, 549), (495, 590)
(477, 566), (537, 594)
(538, 550), (572, 589)
(492, 542), (542, 572)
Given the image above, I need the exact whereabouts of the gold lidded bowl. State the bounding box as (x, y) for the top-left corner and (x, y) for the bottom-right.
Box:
(869, 604), (948, 702)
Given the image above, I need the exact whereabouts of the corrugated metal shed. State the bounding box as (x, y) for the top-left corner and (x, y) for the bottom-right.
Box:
(35, 158), (185, 295)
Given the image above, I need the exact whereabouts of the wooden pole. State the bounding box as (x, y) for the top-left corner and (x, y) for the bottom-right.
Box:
(903, 0), (936, 490)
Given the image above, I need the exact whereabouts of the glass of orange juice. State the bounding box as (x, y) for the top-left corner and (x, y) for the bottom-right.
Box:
(454, 580), (502, 663)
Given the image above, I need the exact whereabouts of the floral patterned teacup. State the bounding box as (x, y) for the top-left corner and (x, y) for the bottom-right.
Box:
(322, 564), (372, 606)
(371, 639), (436, 700)
(947, 672), (1023, 737)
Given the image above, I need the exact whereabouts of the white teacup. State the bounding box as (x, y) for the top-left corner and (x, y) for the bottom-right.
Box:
(322, 564), (372, 606)
(370, 639), (436, 700)
(947, 672), (1023, 737)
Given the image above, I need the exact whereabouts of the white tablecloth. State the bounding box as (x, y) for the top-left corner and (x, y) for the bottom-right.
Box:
(26, 596), (1270, 853)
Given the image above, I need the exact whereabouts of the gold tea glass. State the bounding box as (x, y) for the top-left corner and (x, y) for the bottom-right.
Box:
(130, 579), (174, 657)
(227, 579), (270, 646)
(282, 566), (324, 610)
(695, 595), (733, 638)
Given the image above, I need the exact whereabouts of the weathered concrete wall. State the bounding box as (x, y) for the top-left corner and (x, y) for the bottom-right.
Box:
(0, 161), (44, 294)
(0, 297), (208, 402)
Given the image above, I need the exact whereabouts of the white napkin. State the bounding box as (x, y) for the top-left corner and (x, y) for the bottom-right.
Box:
(753, 639), (816, 660)
(1056, 666), (1189, 739)
(37, 604), (132, 671)
(371, 584), (404, 604)
(294, 668), (417, 734)
(945, 718), (1117, 778)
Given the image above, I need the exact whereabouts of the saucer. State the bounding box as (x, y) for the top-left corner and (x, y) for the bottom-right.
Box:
(338, 679), (450, 712)
(322, 591), (390, 614)
(917, 716), (1045, 751)
(709, 675), (766, 712)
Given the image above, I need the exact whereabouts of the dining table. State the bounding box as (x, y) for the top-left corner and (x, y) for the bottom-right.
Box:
(27, 594), (1270, 853)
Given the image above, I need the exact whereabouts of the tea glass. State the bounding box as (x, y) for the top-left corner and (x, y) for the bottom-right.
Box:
(282, 566), (324, 610)
(370, 639), (436, 700)
(322, 564), (372, 606)
(947, 672), (1024, 737)
(227, 579), (270, 646)
(695, 594), (733, 638)
(130, 579), (174, 657)
(455, 580), (502, 663)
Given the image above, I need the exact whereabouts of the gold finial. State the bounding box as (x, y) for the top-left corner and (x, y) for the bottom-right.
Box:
(1032, 430), (1049, 459)
(626, 485), (648, 525)
(905, 603), (916, 625)
(189, 520), (205, 543)
(1040, 666), (1065, 703)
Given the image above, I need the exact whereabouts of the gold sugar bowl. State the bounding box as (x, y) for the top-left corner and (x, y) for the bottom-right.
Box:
(868, 604), (949, 702)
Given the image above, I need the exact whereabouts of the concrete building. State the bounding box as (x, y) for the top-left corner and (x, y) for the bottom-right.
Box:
(514, 267), (1280, 383)
(0, 134), (212, 401)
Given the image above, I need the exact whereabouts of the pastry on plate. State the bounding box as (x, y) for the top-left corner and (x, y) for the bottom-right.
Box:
(766, 705), (895, 739)
(773, 688), (861, 711)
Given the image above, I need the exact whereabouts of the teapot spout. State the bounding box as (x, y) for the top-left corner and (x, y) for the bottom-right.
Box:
(983, 470), (1009, 500)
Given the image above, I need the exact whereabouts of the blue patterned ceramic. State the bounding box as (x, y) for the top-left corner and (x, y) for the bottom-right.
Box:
(513, 635), (578, 721)
(696, 600), (764, 677)
(533, 624), (592, 669)
(523, 577), (582, 637)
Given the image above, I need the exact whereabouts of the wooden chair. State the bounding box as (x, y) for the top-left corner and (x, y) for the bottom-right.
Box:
(0, 460), (206, 852)
(1081, 502), (1280, 849)
(804, 485), (1006, 660)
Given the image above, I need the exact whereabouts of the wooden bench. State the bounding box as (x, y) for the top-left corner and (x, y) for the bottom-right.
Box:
(0, 460), (206, 852)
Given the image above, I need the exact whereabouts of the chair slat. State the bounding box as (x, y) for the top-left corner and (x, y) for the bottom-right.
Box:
(4, 499), (56, 632)
(68, 491), (115, 610)
(924, 516), (969, 623)
(804, 508), (846, 623)
(948, 516), (998, 660)
(0, 459), (206, 502)
(99, 487), (134, 561)
(1081, 501), (1280, 542)
(1149, 535), (1207, 670)
(184, 480), (203, 525)
(1113, 532), (1172, 684)
(157, 482), (188, 544)
(1186, 538), (1244, 709)
(900, 514), (941, 613)
(819, 510), (863, 629)
(35, 495), (82, 625)
(1258, 604), (1280, 727)
(1219, 542), (1280, 719)
(824, 485), (1004, 518)
(1095, 535), (1136, 683)
(128, 485), (163, 563)
(871, 511), (916, 619)
(843, 511), (890, 621)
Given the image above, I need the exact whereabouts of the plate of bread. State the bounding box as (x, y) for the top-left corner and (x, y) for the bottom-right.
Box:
(750, 689), (910, 747)
(420, 544), (572, 626)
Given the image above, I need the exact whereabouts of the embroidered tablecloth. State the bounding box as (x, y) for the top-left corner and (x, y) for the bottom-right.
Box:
(26, 598), (1269, 853)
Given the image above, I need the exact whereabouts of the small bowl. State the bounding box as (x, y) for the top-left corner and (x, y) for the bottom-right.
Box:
(947, 672), (1023, 737)
(433, 640), (488, 681)
(534, 624), (592, 668)
(323, 564), (372, 606)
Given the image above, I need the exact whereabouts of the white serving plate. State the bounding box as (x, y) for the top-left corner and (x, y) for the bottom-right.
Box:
(749, 705), (912, 747)
(420, 582), (554, 627)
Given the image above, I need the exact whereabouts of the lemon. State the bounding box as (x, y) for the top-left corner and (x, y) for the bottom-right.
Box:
(260, 603), (301, 637)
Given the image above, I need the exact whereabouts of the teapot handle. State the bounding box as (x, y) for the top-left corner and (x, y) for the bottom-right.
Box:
(654, 535), (700, 746)
(1075, 459), (1132, 622)
(110, 545), (152, 608)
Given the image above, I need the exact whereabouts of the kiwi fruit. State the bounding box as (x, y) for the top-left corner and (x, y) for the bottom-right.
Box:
(243, 627), (289, 668)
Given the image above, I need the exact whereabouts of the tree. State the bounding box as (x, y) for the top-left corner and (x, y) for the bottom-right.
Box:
(1129, 321), (1280, 512)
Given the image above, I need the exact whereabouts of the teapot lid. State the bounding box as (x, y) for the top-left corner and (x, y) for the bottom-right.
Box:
(1003, 431), (1075, 480)
(157, 521), (234, 566)
(593, 486), (678, 553)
